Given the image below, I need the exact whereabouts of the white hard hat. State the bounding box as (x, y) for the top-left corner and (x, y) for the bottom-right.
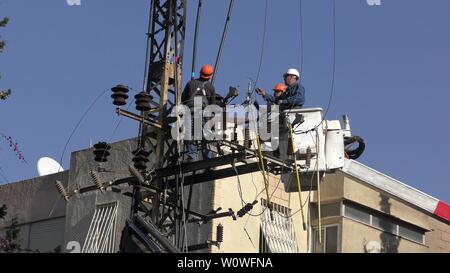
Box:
(284, 68), (300, 78)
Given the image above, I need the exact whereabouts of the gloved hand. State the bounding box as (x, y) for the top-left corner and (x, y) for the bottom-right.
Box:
(255, 88), (266, 96)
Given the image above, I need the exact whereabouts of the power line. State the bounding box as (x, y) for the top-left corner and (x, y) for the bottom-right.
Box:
(142, 0), (154, 92)
(58, 88), (110, 174)
(212, 0), (235, 85)
(292, 0), (337, 135)
(322, 0), (337, 120)
(253, 0), (269, 88)
(191, 0), (203, 80)
(299, 0), (304, 80)
(50, 87), (138, 218)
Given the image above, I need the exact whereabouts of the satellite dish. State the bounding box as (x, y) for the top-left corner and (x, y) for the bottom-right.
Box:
(37, 157), (64, 176)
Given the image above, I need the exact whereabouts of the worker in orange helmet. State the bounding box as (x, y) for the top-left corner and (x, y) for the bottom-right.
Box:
(182, 64), (216, 108)
(256, 82), (293, 161)
(182, 64), (217, 162)
(272, 83), (287, 98)
(255, 68), (305, 110)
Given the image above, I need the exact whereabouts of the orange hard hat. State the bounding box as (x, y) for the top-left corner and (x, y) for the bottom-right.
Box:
(273, 83), (287, 92)
(200, 65), (214, 79)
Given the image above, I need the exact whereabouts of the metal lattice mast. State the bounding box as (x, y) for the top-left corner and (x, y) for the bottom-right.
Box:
(140, 0), (186, 229)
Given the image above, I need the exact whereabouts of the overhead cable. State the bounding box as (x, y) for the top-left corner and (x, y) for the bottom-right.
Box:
(212, 0), (235, 85)
(191, 0), (203, 79)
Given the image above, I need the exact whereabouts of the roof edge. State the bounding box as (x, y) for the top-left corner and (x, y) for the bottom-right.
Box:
(341, 160), (449, 223)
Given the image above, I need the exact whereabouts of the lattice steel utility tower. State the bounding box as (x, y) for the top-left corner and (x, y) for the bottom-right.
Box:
(143, 0), (185, 222)
(106, 0), (189, 251)
(132, 0), (186, 246)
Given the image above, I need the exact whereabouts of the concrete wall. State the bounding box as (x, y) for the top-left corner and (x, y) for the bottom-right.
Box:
(0, 171), (68, 227)
(210, 160), (308, 253)
(0, 171), (68, 252)
(289, 182), (311, 253)
(3, 139), (448, 253)
(341, 218), (427, 253)
(210, 163), (263, 253)
(63, 138), (136, 252)
(425, 215), (450, 252)
(63, 137), (212, 253)
(342, 174), (431, 230)
(342, 173), (450, 252)
(308, 169), (450, 253)
(312, 171), (344, 204)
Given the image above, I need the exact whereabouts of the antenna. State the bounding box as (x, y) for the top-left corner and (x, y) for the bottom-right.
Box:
(37, 157), (64, 176)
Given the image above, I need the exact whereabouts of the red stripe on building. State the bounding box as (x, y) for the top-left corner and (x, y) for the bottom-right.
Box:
(434, 201), (450, 222)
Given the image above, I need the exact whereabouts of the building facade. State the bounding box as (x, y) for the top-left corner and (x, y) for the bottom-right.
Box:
(1, 139), (449, 253)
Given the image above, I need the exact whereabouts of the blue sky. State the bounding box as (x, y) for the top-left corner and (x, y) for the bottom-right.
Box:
(0, 0), (449, 203)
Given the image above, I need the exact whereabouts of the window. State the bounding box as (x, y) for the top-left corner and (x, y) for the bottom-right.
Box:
(259, 199), (299, 253)
(372, 215), (396, 234)
(312, 225), (339, 253)
(313, 228), (325, 253)
(342, 201), (426, 245)
(399, 223), (424, 244)
(310, 202), (341, 220)
(343, 202), (370, 224)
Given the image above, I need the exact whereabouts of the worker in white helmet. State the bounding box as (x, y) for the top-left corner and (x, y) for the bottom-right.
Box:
(255, 68), (305, 110)
(255, 69), (305, 160)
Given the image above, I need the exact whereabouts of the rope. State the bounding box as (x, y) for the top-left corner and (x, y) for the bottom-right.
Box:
(232, 159), (247, 206)
(272, 131), (318, 218)
(247, 91), (273, 218)
(288, 120), (307, 231)
(316, 129), (322, 244)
